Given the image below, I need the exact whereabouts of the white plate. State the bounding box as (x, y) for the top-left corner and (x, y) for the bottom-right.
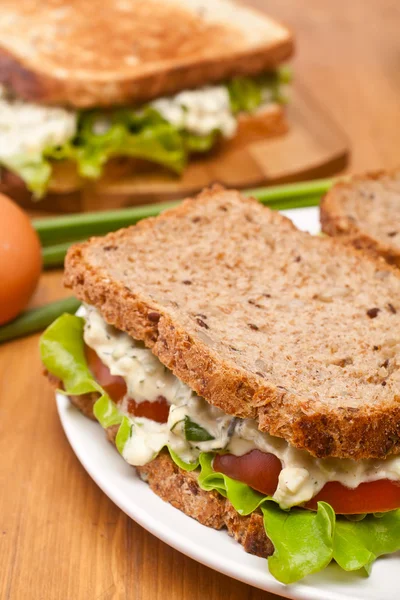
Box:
(56, 207), (399, 600)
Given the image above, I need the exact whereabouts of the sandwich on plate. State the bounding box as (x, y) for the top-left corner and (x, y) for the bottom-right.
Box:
(0, 0), (292, 203)
(320, 170), (400, 268)
(41, 186), (400, 583)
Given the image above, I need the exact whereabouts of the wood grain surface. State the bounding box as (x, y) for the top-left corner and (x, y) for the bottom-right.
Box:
(1, 1), (400, 599)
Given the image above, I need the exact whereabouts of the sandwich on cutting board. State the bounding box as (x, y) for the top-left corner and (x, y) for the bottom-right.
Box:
(41, 185), (400, 584)
(0, 0), (293, 203)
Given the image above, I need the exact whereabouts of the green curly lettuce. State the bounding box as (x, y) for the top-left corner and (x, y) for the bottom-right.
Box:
(227, 66), (292, 114)
(40, 312), (400, 585)
(71, 109), (187, 178)
(2, 153), (52, 198)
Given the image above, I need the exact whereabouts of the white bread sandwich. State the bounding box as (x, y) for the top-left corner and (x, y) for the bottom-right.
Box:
(0, 0), (293, 203)
(321, 170), (400, 268)
(41, 186), (400, 583)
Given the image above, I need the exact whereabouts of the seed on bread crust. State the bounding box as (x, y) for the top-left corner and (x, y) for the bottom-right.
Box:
(148, 311), (160, 322)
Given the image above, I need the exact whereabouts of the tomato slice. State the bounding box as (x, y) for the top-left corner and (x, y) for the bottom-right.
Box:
(213, 450), (282, 496)
(305, 479), (400, 514)
(85, 345), (169, 423)
(126, 397), (170, 423)
(214, 450), (400, 514)
(85, 345), (127, 402)
(85, 344), (400, 512)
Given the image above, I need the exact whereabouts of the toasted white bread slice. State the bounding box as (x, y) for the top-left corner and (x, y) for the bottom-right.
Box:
(0, 0), (293, 107)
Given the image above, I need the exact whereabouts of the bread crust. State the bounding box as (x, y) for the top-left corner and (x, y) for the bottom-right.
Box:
(0, 0), (293, 107)
(63, 186), (400, 460)
(50, 378), (273, 559)
(137, 452), (273, 558)
(320, 170), (400, 268)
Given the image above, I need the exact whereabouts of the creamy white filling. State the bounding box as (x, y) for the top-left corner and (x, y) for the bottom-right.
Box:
(150, 86), (237, 138)
(84, 307), (188, 404)
(83, 306), (400, 509)
(0, 79), (279, 166)
(0, 85), (77, 161)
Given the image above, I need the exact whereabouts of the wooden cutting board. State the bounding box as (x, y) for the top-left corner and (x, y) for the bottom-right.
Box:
(13, 83), (349, 213)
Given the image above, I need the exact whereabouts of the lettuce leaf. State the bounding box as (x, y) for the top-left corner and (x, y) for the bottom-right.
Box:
(41, 313), (400, 585)
(227, 76), (263, 114)
(115, 415), (132, 453)
(73, 112), (187, 178)
(93, 393), (124, 429)
(183, 131), (219, 154)
(262, 502), (335, 583)
(198, 452), (265, 511)
(333, 511), (400, 573)
(227, 67), (291, 114)
(40, 313), (124, 437)
(40, 314), (100, 395)
(2, 153), (52, 199)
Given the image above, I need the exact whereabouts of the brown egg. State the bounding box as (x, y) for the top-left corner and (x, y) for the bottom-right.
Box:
(0, 194), (42, 325)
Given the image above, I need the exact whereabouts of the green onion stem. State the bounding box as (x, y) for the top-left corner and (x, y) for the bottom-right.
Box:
(41, 193), (323, 269)
(0, 297), (81, 344)
(42, 240), (86, 269)
(34, 177), (335, 247)
(34, 200), (179, 247)
(247, 178), (334, 202)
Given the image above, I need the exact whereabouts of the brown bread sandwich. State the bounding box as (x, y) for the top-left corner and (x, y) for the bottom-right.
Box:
(41, 186), (400, 583)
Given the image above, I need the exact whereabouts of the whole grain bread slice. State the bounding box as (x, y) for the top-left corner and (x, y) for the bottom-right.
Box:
(320, 170), (400, 268)
(64, 186), (400, 460)
(0, 0), (293, 107)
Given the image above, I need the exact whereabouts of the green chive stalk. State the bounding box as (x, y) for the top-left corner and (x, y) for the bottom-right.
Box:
(0, 297), (81, 343)
(34, 177), (335, 247)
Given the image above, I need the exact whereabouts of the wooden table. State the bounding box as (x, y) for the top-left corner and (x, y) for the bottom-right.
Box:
(1, 1), (400, 598)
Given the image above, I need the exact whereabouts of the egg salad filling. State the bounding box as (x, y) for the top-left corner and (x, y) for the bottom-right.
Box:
(83, 305), (400, 508)
(0, 69), (290, 198)
(40, 307), (400, 584)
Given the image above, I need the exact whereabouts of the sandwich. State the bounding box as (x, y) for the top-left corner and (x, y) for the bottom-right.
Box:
(321, 170), (400, 268)
(0, 0), (293, 204)
(41, 186), (400, 583)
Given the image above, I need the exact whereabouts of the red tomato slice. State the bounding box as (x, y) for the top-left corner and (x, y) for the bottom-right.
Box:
(85, 345), (169, 423)
(126, 397), (170, 423)
(214, 450), (400, 514)
(213, 450), (282, 496)
(85, 344), (400, 512)
(85, 345), (127, 402)
(305, 479), (400, 514)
